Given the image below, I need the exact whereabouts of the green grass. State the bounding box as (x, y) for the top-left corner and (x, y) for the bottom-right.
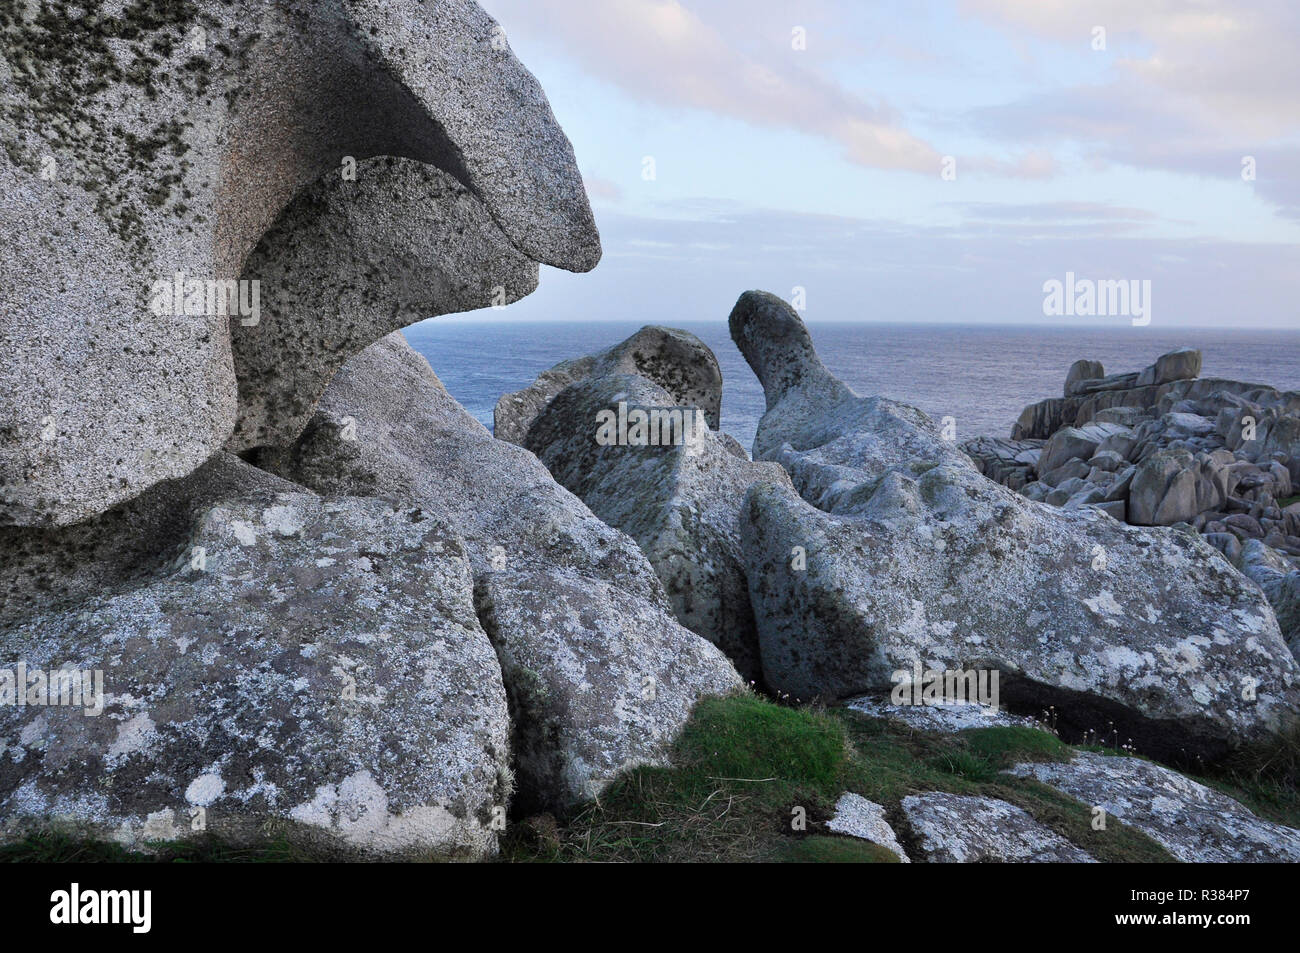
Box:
(500, 695), (1177, 863)
(10, 694), (1296, 863)
(1279, 494), (1300, 509)
(1187, 723), (1300, 829)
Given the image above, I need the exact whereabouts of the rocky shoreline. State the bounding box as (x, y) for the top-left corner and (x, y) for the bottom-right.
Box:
(965, 348), (1300, 659)
(3, 0), (1300, 864)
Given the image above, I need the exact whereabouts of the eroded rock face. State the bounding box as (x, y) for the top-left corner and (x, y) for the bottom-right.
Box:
(478, 571), (742, 813)
(0, 494), (511, 859)
(257, 333), (665, 603)
(730, 291), (1300, 762)
(1007, 752), (1300, 862)
(900, 793), (1094, 863)
(1, 0), (598, 525)
(728, 293), (970, 487)
(1129, 448), (1230, 526)
(494, 326), (723, 446)
(228, 157), (539, 451)
(0, 453), (297, 629)
(845, 695), (1043, 733)
(1238, 540), (1300, 657)
(741, 471), (1300, 760)
(256, 334), (743, 809)
(525, 373), (792, 681)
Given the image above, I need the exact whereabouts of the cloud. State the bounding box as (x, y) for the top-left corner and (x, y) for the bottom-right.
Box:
(961, 0), (1300, 217)
(953, 201), (1160, 222)
(482, 0), (942, 172)
(487, 200), (1300, 328)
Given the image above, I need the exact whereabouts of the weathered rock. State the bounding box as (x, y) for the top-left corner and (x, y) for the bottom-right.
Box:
(257, 333), (744, 808)
(477, 570), (742, 813)
(1013, 398), (1067, 441)
(1238, 540), (1300, 657)
(1039, 424), (1130, 476)
(228, 157), (540, 451)
(900, 793), (1094, 863)
(0, 452), (298, 629)
(1137, 348), (1202, 388)
(845, 695), (1044, 732)
(962, 437), (1042, 490)
(1007, 752), (1300, 862)
(728, 291), (969, 508)
(1128, 448), (1229, 526)
(741, 472), (1300, 762)
(1064, 359), (1105, 397)
(1, 0), (599, 526)
(730, 291), (1300, 762)
(0, 494), (511, 859)
(256, 333), (664, 603)
(825, 793), (909, 861)
(494, 326), (723, 446)
(525, 373), (792, 681)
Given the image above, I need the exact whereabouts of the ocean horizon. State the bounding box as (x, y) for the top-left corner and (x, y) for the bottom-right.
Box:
(407, 320), (1300, 453)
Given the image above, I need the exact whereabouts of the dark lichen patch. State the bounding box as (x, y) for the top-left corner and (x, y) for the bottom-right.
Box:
(0, 0), (235, 259)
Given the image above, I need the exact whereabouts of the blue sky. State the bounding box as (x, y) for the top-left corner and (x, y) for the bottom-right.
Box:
(455, 0), (1300, 327)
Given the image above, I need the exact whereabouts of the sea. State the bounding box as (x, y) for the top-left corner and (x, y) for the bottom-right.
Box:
(403, 321), (1300, 454)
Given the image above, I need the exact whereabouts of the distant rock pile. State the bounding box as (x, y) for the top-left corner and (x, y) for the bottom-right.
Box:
(965, 348), (1300, 654)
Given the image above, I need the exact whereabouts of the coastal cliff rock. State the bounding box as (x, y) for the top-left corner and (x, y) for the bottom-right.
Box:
(1238, 540), (1300, 656)
(0, 452), (297, 629)
(524, 371), (793, 682)
(256, 333), (743, 810)
(982, 351), (1300, 647)
(478, 571), (742, 812)
(730, 290), (1300, 762)
(229, 156), (540, 451)
(494, 326), (723, 446)
(1, 494), (511, 859)
(1, 0), (598, 525)
(257, 333), (668, 604)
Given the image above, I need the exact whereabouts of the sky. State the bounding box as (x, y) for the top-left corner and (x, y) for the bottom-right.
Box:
(451, 0), (1300, 328)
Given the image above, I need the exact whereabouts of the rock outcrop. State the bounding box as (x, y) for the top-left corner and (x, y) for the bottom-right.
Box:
(229, 156), (540, 451)
(494, 326), (723, 446)
(257, 333), (668, 603)
(478, 571), (742, 813)
(524, 371), (792, 681)
(256, 333), (743, 811)
(1238, 540), (1300, 657)
(900, 793), (1095, 863)
(731, 291), (1300, 762)
(1, 453), (297, 629)
(1008, 751), (1300, 862)
(1, 494), (511, 858)
(1, 0), (599, 526)
(824, 793), (909, 861)
(984, 350), (1300, 658)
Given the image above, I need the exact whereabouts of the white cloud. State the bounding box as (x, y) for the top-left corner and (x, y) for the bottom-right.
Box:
(482, 0), (942, 172)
